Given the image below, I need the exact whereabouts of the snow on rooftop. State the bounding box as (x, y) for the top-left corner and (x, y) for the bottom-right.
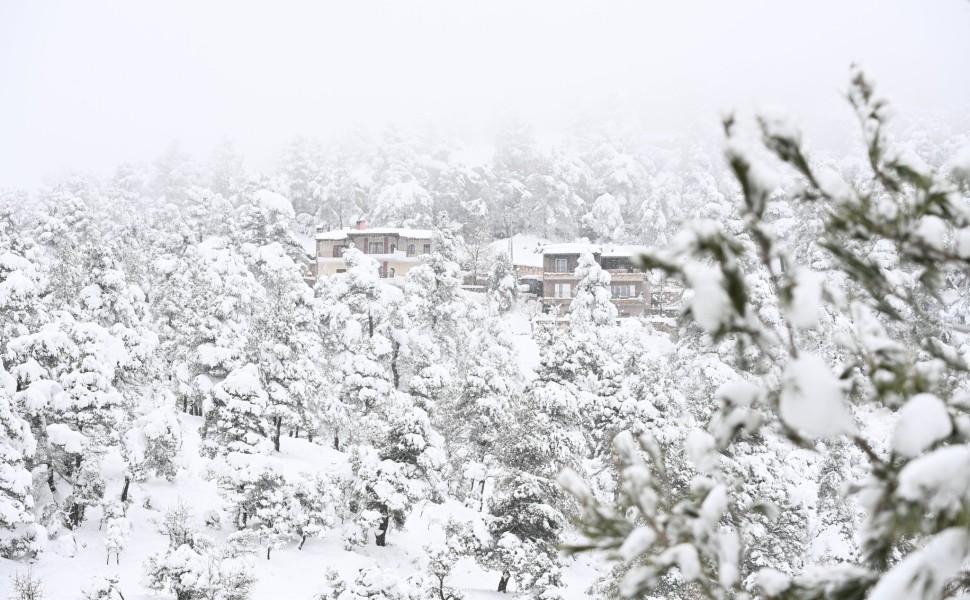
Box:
(317, 230), (349, 241)
(540, 242), (598, 255)
(315, 227), (434, 241)
(539, 242), (648, 257)
(488, 234), (549, 268)
(601, 244), (649, 257)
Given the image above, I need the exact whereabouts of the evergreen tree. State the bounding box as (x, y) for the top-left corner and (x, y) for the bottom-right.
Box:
(485, 252), (518, 313)
(201, 364), (271, 458)
(247, 242), (325, 449)
(7, 313), (127, 529)
(0, 362), (37, 557)
(569, 251), (618, 328)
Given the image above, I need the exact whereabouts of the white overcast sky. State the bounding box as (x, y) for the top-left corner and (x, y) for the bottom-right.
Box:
(1, 1), (969, 189)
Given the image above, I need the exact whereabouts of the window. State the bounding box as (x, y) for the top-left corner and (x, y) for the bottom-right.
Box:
(368, 242), (384, 254)
(423, 244), (431, 254)
(601, 256), (632, 272)
(554, 258), (568, 273)
(553, 283), (571, 298)
(390, 244), (396, 254)
(407, 244), (416, 256)
(389, 268), (396, 278)
(611, 283), (636, 298)
(332, 245), (346, 257)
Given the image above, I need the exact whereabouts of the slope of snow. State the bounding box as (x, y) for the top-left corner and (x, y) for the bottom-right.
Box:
(506, 308), (540, 379)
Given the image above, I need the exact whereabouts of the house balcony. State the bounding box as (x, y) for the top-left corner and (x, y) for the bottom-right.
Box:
(318, 250), (425, 262)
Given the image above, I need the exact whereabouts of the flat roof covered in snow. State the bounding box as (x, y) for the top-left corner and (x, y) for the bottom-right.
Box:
(316, 227), (434, 241)
(540, 243), (647, 257)
(488, 234), (548, 268)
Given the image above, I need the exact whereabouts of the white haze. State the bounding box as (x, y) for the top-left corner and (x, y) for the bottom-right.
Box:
(1, 0), (969, 189)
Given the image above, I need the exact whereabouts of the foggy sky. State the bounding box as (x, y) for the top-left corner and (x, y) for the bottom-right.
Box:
(1, 0), (969, 190)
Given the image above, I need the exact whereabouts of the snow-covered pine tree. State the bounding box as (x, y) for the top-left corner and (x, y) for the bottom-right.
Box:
(247, 242), (325, 449)
(277, 135), (325, 218)
(0, 362), (37, 557)
(237, 189), (308, 268)
(121, 388), (182, 501)
(0, 209), (47, 351)
(235, 469), (299, 560)
(79, 575), (125, 600)
(145, 503), (256, 600)
(7, 313), (127, 530)
(316, 248), (395, 448)
(208, 137), (246, 199)
(443, 314), (521, 508)
(525, 149), (590, 241)
(104, 512), (129, 565)
(485, 251), (518, 313)
(154, 237), (256, 416)
(569, 251), (618, 328)
(397, 224), (470, 418)
(473, 349), (583, 597)
(316, 567), (424, 600)
(201, 364), (271, 458)
(350, 393), (446, 546)
(293, 472), (339, 550)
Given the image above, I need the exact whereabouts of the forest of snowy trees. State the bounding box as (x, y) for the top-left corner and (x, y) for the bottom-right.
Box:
(1, 68), (970, 600)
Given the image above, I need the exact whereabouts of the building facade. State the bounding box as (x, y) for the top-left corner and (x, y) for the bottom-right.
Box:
(315, 220), (433, 284)
(541, 243), (650, 318)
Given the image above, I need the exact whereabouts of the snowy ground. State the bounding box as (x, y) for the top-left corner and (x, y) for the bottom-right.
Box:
(0, 304), (644, 600)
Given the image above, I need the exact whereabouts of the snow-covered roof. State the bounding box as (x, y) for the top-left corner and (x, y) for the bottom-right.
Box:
(296, 234), (316, 255)
(315, 227), (433, 241)
(488, 234), (548, 268)
(540, 242), (647, 258)
(601, 244), (648, 258)
(540, 242), (598, 255)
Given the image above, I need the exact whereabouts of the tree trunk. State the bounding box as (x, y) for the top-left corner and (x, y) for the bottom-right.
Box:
(498, 570), (510, 593)
(375, 511), (390, 547)
(121, 476), (131, 503)
(68, 502), (83, 529)
(47, 464), (57, 496)
(299, 535), (307, 550)
(391, 341), (400, 389)
(479, 479), (486, 512)
(273, 417), (282, 452)
(334, 432), (340, 451)
(267, 546), (271, 560)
